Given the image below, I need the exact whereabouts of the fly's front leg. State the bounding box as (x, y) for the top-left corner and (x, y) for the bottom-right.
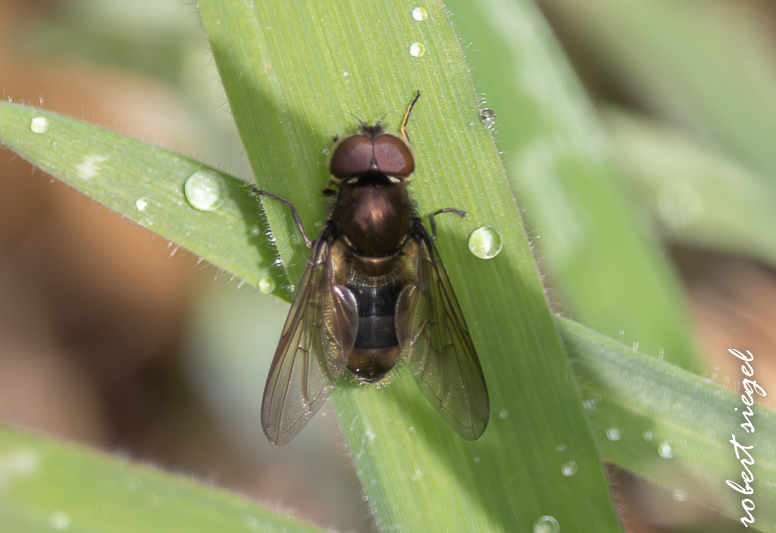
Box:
(320, 179), (337, 197)
(427, 207), (467, 241)
(252, 187), (312, 248)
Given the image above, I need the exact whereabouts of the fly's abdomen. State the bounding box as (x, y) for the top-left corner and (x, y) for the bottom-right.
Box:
(346, 279), (404, 381)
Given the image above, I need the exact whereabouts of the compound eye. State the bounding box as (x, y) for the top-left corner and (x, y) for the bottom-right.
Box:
(330, 135), (373, 179)
(373, 135), (414, 177)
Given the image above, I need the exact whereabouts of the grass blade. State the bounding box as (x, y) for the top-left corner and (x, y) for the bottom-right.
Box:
(560, 317), (776, 531)
(444, 0), (702, 372)
(606, 110), (776, 269)
(0, 427), (326, 533)
(0, 101), (287, 298)
(200, 0), (622, 531)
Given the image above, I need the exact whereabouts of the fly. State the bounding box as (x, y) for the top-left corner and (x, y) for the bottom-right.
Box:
(254, 91), (489, 445)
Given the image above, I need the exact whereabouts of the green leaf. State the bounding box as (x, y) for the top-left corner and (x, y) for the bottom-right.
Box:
(560, 317), (776, 531)
(444, 0), (703, 372)
(606, 110), (776, 269)
(199, 1), (621, 532)
(547, 0), (776, 183)
(0, 427), (327, 533)
(0, 101), (287, 298)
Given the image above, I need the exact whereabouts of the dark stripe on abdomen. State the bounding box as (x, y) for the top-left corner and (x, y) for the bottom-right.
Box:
(348, 280), (402, 349)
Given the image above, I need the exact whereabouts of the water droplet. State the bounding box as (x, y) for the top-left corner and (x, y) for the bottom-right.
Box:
(343, 71), (349, 77)
(468, 226), (503, 259)
(323, 148), (330, 155)
(473, 456), (480, 463)
(0, 449), (39, 484)
(30, 116), (49, 133)
(409, 42), (426, 57)
(561, 461), (577, 477)
(412, 7), (428, 21)
(498, 409), (509, 419)
(258, 277), (276, 294)
(50, 511), (71, 530)
(643, 431), (655, 441)
(632, 341), (639, 350)
(76, 155), (109, 180)
(606, 427), (621, 441)
(479, 108), (497, 125)
(135, 198), (149, 212)
(534, 515), (559, 533)
(556, 444), (566, 452)
(658, 440), (675, 459)
(657, 181), (702, 230)
(184, 170), (224, 211)
(249, 226), (261, 237)
(673, 489), (688, 502)
(582, 394), (600, 411)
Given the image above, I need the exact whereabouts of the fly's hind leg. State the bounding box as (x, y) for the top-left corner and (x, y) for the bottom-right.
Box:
(427, 208), (467, 241)
(252, 187), (312, 248)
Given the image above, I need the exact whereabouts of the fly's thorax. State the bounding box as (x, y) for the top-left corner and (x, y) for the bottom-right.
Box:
(333, 175), (413, 256)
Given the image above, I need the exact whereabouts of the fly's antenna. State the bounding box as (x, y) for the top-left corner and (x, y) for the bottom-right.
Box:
(348, 112), (368, 128)
(401, 90), (421, 144)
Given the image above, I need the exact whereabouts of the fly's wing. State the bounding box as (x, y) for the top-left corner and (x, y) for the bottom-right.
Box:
(261, 231), (353, 446)
(397, 220), (490, 440)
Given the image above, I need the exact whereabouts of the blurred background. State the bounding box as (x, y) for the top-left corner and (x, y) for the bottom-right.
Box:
(0, 0), (774, 532)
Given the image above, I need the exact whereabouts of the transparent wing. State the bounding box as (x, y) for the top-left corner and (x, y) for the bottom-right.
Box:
(398, 220), (490, 440)
(261, 230), (353, 446)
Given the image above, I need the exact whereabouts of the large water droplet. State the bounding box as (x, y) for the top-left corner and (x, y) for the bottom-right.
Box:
(658, 440), (675, 459)
(184, 170), (224, 211)
(135, 198), (149, 212)
(30, 116), (49, 134)
(468, 226), (503, 259)
(259, 277), (276, 294)
(409, 42), (426, 57)
(561, 461), (577, 477)
(606, 427), (622, 441)
(479, 108), (497, 125)
(534, 515), (559, 533)
(412, 7), (428, 21)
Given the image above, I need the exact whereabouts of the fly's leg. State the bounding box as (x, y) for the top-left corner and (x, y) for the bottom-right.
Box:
(320, 179), (337, 197)
(428, 208), (467, 241)
(252, 187), (312, 248)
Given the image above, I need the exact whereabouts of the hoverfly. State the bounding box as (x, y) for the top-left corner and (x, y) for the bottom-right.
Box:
(254, 91), (489, 446)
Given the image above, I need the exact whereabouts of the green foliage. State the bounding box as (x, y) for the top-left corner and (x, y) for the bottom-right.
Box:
(199, 0), (621, 531)
(1, 0), (775, 532)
